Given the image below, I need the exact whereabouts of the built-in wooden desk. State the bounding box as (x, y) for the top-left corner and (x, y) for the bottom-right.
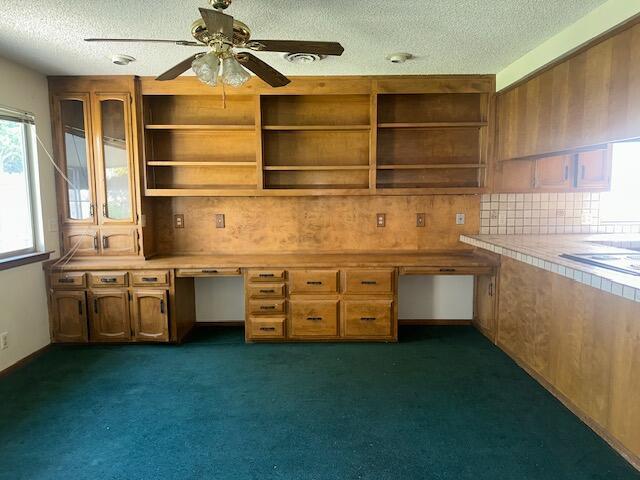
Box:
(44, 252), (497, 344)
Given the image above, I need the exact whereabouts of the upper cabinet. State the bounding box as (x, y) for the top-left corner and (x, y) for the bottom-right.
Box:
(49, 77), (142, 257)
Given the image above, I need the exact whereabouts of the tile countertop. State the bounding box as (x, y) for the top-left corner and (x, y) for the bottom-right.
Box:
(460, 234), (640, 303)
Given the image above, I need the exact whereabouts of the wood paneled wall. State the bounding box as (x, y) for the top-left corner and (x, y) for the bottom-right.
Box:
(149, 195), (480, 255)
(497, 17), (640, 161)
(497, 258), (640, 466)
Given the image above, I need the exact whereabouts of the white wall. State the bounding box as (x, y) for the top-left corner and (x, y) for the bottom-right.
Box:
(195, 276), (474, 322)
(0, 56), (58, 372)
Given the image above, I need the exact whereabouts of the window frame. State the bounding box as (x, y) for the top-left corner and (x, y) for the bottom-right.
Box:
(599, 140), (640, 224)
(0, 113), (39, 261)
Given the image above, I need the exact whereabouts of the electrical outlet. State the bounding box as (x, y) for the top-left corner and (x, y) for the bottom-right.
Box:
(456, 213), (466, 225)
(376, 213), (386, 227)
(0, 332), (8, 350)
(416, 213), (426, 227)
(216, 214), (225, 228)
(174, 214), (184, 229)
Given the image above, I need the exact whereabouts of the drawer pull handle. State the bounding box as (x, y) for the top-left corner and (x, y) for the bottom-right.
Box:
(439, 268), (456, 272)
(102, 235), (109, 249)
(260, 305), (277, 310)
(307, 281), (323, 285)
(259, 327), (276, 332)
(78, 300), (83, 315)
(259, 273), (275, 278)
(307, 316), (323, 321)
(361, 280), (377, 285)
(94, 299), (99, 314)
(259, 289), (275, 294)
(160, 299), (165, 314)
(202, 269), (218, 273)
(58, 278), (75, 284)
(141, 277), (158, 282)
(361, 317), (377, 321)
(100, 277), (117, 283)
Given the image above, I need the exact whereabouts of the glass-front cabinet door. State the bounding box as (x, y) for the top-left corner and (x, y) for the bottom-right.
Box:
(55, 94), (96, 224)
(94, 94), (135, 224)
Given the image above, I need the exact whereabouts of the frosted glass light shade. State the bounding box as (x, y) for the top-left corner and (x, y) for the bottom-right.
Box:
(221, 56), (251, 87)
(192, 52), (220, 86)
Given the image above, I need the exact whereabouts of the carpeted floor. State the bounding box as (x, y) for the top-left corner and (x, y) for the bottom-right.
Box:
(0, 326), (638, 480)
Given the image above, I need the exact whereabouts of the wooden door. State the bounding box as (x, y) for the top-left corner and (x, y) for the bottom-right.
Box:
(576, 148), (612, 190)
(51, 291), (88, 342)
(61, 227), (99, 256)
(534, 154), (574, 190)
(475, 275), (496, 339)
(89, 290), (131, 341)
(131, 290), (169, 342)
(99, 227), (139, 256)
(51, 94), (97, 226)
(93, 93), (136, 225)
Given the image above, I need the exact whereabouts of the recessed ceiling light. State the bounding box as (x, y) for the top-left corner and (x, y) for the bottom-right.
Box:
(111, 54), (136, 66)
(283, 52), (325, 64)
(386, 52), (413, 64)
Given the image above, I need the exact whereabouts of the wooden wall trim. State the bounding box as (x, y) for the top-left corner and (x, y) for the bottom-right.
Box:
(0, 343), (51, 378)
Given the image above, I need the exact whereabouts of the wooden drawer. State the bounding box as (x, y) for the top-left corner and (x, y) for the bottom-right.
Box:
(400, 266), (494, 275)
(344, 300), (393, 337)
(289, 300), (339, 337)
(131, 270), (169, 287)
(89, 271), (128, 287)
(247, 283), (285, 299)
(248, 317), (285, 339)
(176, 268), (241, 277)
(51, 272), (86, 288)
(247, 269), (286, 282)
(248, 299), (286, 315)
(344, 269), (394, 294)
(289, 270), (339, 294)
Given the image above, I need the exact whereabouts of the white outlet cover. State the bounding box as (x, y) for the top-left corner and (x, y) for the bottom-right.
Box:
(0, 332), (8, 350)
(47, 218), (59, 233)
(456, 213), (466, 225)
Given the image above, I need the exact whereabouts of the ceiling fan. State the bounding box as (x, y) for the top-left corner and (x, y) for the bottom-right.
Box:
(85, 0), (344, 88)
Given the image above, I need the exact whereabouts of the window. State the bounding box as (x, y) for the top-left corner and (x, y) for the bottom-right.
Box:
(599, 141), (640, 223)
(0, 108), (37, 259)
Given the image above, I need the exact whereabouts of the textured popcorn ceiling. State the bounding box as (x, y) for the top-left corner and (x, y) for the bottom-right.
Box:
(0, 0), (606, 77)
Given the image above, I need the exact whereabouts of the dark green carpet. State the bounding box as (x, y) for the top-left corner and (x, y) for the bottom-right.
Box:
(0, 326), (638, 480)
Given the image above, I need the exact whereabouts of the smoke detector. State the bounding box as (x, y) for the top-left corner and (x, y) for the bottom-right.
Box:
(386, 52), (413, 64)
(283, 52), (325, 64)
(111, 54), (136, 66)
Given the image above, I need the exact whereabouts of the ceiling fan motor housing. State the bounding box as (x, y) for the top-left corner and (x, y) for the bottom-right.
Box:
(210, 0), (232, 10)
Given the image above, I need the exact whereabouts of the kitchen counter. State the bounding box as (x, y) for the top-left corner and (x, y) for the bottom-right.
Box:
(461, 233), (640, 302)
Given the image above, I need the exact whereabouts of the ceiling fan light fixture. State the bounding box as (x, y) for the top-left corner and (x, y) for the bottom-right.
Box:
(192, 51), (220, 86)
(221, 55), (251, 87)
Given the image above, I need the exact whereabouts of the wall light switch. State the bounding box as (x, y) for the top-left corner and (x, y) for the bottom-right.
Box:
(0, 332), (8, 350)
(216, 214), (225, 228)
(174, 214), (184, 229)
(376, 213), (386, 227)
(456, 213), (466, 225)
(416, 213), (426, 227)
(47, 218), (58, 233)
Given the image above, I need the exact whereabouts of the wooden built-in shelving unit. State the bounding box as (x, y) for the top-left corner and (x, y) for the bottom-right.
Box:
(140, 76), (494, 196)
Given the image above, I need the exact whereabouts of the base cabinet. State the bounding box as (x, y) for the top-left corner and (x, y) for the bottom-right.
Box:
(51, 291), (88, 343)
(131, 290), (169, 342)
(88, 290), (131, 342)
(343, 300), (393, 338)
(474, 274), (497, 340)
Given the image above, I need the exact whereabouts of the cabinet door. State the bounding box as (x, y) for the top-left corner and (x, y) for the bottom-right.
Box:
(475, 275), (496, 338)
(61, 227), (99, 256)
(93, 94), (136, 225)
(99, 227), (139, 256)
(576, 148), (611, 190)
(89, 290), (131, 341)
(52, 94), (97, 225)
(495, 159), (535, 192)
(131, 290), (169, 342)
(534, 154), (574, 190)
(51, 291), (88, 343)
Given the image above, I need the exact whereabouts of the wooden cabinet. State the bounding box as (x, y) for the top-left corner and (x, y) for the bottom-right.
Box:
(343, 300), (393, 337)
(289, 299), (339, 338)
(49, 77), (141, 258)
(131, 290), (169, 342)
(576, 148), (612, 189)
(534, 154), (573, 190)
(474, 275), (497, 340)
(88, 290), (131, 342)
(50, 291), (88, 343)
(289, 270), (339, 294)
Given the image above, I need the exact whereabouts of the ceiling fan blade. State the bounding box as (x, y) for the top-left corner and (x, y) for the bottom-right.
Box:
(85, 38), (201, 46)
(199, 8), (234, 40)
(236, 52), (290, 88)
(247, 40), (344, 56)
(156, 53), (204, 81)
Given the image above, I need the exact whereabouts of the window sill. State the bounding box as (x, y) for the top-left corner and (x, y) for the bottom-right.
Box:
(0, 251), (53, 272)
